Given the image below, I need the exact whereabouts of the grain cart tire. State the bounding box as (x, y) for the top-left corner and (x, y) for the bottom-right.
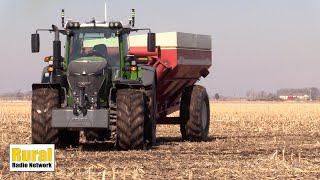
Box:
(32, 88), (60, 144)
(145, 89), (156, 146)
(180, 85), (210, 141)
(59, 130), (80, 146)
(116, 89), (146, 150)
(84, 129), (111, 141)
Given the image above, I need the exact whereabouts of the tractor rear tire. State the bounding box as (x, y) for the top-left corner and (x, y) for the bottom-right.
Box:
(180, 85), (210, 141)
(145, 89), (156, 146)
(84, 129), (111, 141)
(59, 130), (80, 146)
(31, 88), (60, 144)
(116, 89), (146, 150)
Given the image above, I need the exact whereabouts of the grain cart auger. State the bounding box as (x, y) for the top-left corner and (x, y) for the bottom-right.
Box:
(30, 9), (212, 150)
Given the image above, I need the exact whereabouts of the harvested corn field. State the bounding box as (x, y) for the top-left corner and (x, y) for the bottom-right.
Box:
(0, 101), (320, 179)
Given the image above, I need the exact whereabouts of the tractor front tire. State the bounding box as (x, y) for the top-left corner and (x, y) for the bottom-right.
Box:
(180, 85), (210, 141)
(116, 89), (146, 150)
(32, 88), (80, 147)
(31, 88), (60, 144)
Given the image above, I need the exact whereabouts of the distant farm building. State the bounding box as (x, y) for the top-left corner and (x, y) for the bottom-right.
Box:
(279, 94), (310, 101)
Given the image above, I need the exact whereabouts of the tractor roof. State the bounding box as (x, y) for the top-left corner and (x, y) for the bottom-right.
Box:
(64, 19), (131, 29)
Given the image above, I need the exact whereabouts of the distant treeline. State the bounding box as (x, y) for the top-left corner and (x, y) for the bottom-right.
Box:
(213, 87), (320, 101)
(2, 87), (320, 101)
(276, 87), (319, 100)
(246, 87), (319, 101)
(0, 91), (32, 100)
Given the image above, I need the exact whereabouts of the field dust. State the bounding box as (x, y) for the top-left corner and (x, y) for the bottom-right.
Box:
(0, 101), (320, 179)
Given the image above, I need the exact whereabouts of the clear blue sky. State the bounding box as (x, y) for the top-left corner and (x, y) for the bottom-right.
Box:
(0, 0), (320, 96)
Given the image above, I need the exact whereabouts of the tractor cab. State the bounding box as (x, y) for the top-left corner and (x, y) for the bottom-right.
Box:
(63, 19), (155, 81)
(65, 20), (129, 68)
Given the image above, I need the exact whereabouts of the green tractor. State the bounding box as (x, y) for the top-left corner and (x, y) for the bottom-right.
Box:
(31, 9), (157, 150)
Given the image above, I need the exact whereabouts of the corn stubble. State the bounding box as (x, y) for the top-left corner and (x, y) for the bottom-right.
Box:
(0, 101), (319, 179)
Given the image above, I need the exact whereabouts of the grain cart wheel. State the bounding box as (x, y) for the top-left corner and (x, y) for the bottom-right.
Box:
(32, 88), (60, 144)
(180, 85), (210, 141)
(116, 89), (146, 150)
(145, 89), (156, 146)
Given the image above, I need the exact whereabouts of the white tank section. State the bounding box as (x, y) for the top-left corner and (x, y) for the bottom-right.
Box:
(129, 32), (212, 50)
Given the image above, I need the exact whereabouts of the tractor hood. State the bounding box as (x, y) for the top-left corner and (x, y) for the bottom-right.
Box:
(67, 57), (108, 100)
(68, 57), (107, 76)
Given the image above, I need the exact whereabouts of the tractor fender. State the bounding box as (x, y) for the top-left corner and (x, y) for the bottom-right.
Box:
(140, 65), (156, 87)
(40, 68), (67, 88)
(32, 83), (64, 105)
(32, 83), (61, 91)
(114, 66), (156, 89)
(114, 79), (143, 89)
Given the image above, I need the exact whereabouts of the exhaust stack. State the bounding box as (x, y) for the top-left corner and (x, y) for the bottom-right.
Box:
(52, 25), (61, 70)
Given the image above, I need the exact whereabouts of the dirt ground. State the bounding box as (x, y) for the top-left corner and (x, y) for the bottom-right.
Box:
(0, 101), (320, 179)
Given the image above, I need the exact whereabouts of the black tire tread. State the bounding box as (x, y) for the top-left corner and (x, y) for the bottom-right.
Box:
(116, 89), (145, 150)
(31, 88), (80, 146)
(84, 129), (110, 141)
(180, 85), (210, 141)
(32, 88), (60, 144)
(59, 130), (80, 146)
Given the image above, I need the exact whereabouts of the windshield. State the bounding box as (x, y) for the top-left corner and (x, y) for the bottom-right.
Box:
(69, 28), (124, 67)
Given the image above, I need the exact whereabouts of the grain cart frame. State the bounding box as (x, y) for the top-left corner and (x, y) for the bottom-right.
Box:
(31, 9), (211, 150)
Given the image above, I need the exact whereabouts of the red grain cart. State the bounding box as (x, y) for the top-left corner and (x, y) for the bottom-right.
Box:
(129, 32), (212, 141)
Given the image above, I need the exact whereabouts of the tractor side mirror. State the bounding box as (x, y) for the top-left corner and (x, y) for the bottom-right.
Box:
(31, 33), (40, 53)
(147, 33), (156, 52)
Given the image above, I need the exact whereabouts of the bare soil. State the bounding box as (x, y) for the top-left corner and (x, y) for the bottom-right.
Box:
(0, 101), (320, 179)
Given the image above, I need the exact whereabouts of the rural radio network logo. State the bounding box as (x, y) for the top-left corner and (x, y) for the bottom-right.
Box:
(9, 144), (55, 171)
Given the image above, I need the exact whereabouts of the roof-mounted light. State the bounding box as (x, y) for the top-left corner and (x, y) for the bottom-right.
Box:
(66, 21), (80, 29)
(109, 21), (122, 28)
